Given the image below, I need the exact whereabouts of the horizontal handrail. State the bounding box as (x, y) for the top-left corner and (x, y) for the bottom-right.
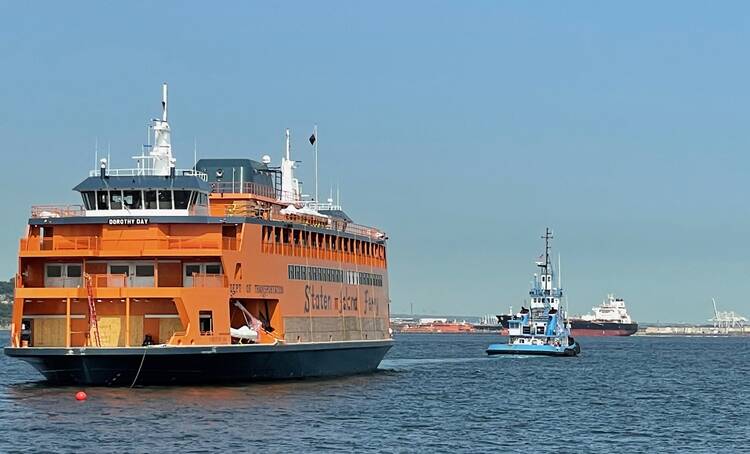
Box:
(210, 181), (277, 198)
(31, 205), (85, 218)
(20, 236), (239, 252)
(88, 274), (128, 288)
(88, 168), (208, 180)
(191, 273), (228, 288)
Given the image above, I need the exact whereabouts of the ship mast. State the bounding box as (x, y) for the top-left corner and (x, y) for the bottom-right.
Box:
(542, 227), (553, 296)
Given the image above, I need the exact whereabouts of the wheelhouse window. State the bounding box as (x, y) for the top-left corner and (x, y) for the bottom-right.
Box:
(144, 190), (158, 209)
(97, 191), (109, 210)
(109, 190), (124, 209)
(158, 190), (172, 209)
(173, 190), (190, 209)
(82, 191), (96, 210)
(123, 190), (142, 209)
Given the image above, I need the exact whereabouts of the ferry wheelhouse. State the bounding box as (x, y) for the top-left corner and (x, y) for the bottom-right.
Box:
(5, 84), (392, 385)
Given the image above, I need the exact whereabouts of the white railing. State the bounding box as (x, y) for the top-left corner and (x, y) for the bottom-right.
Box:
(88, 168), (208, 181)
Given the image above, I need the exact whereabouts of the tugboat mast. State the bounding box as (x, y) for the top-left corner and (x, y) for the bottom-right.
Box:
(542, 227), (553, 296)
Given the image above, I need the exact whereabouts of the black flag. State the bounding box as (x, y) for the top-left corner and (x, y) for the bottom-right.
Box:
(309, 132), (316, 145)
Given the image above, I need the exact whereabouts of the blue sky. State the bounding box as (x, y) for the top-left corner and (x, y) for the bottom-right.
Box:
(1, 1), (748, 322)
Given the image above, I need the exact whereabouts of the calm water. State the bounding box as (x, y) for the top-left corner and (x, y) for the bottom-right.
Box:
(1, 331), (748, 453)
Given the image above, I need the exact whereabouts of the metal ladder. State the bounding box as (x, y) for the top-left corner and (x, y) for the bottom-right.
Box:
(84, 274), (101, 347)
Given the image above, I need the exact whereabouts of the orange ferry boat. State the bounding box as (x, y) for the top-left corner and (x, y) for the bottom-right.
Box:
(395, 320), (476, 334)
(4, 84), (392, 385)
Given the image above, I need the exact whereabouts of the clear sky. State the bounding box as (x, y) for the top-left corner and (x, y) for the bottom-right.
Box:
(1, 1), (748, 323)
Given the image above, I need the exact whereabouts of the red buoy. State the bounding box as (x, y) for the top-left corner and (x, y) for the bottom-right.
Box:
(75, 391), (87, 401)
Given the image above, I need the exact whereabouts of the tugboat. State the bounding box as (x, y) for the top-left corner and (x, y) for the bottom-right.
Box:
(486, 228), (580, 357)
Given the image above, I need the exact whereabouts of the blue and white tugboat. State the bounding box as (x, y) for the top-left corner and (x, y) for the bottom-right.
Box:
(486, 228), (580, 357)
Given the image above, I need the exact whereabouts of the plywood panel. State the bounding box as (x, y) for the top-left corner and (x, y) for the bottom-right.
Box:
(95, 316), (124, 347)
(158, 318), (184, 344)
(128, 315), (144, 347)
(33, 319), (66, 347)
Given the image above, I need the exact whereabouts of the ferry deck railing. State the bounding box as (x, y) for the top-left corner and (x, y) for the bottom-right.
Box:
(260, 241), (386, 268)
(190, 273), (229, 288)
(210, 181), (277, 198)
(20, 236), (239, 253)
(87, 168), (208, 181)
(21, 273), (228, 289)
(31, 205), (85, 218)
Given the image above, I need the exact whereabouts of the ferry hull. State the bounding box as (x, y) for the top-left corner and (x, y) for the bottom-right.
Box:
(4, 340), (393, 386)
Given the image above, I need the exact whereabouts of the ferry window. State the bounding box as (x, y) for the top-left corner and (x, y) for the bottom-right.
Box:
(46, 265), (62, 278)
(110, 265), (130, 276)
(82, 191), (96, 210)
(174, 190), (190, 209)
(135, 265), (154, 277)
(109, 190), (124, 210)
(66, 265), (82, 278)
(189, 191), (198, 207)
(205, 264), (222, 275)
(185, 265), (201, 277)
(97, 191), (109, 210)
(144, 191), (158, 209)
(158, 190), (173, 209)
(199, 311), (213, 334)
(123, 190), (142, 209)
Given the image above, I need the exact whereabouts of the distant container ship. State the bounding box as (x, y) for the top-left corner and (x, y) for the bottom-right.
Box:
(496, 294), (638, 337)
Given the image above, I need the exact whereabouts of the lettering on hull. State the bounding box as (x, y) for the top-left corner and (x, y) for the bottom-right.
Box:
(304, 284), (380, 314)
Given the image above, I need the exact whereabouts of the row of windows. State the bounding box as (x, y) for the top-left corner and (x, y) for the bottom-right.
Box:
(81, 190), (208, 211)
(532, 297), (557, 304)
(45, 262), (223, 279)
(287, 265), (383, 287)
(263, 226), (386, 260)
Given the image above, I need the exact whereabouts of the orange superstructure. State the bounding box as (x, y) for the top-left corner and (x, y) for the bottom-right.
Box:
(5, 84), (392, 385)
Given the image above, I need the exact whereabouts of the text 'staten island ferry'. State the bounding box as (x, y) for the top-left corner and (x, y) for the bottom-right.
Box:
(486, 229), (580, 356)
(4, 84), (392, 385)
